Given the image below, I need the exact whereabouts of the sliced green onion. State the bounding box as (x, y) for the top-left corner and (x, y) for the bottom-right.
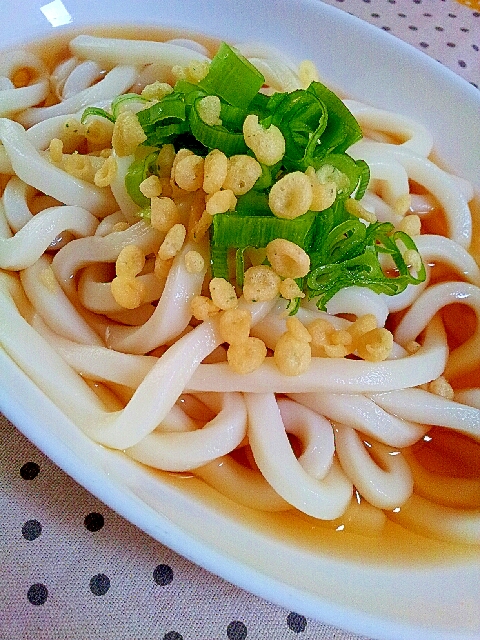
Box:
(80, 106), (115, 124)
(189, 96), (248, 155)
(211, 211), (316, 279)
(111, 93), (149, 119)
(142, 121), (190, 147)
(354, 159), (370, 200)
(137, 93), (187, 128)
(79, 40), (427, 314)
(235, 247), (246, 287)
(307, 215), (426, 310)
(235, 191), (271, 216)
(307, 82), (363, 154)
(199, 42), (265, 109)
(315, 154), (362, 198)
(124, 151), (159, 207)
(219, 101), (246, 130)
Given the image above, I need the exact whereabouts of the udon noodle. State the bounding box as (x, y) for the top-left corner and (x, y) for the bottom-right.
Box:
(0, 31), (479, 547)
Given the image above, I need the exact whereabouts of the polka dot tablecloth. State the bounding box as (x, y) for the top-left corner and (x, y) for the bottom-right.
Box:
(323, 0), (479, 88)
(0, 2), (478, 639)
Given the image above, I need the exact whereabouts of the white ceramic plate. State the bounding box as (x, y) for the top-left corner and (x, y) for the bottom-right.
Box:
(1, 2), (480, 639)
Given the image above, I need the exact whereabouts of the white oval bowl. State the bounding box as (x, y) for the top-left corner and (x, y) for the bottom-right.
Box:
(1, 2), (479, 639)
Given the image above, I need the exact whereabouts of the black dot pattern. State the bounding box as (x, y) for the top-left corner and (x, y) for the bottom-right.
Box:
(20, 462), (40, 480)
(27, 583), (48, 605)
(84, 512), (105, 532)
(287, 612), (308, 633)
(22, 519), (42, 541)
(326, 0), (479, 88)
(153, 563), (174, 586)
(163, 633), (183, 640)
(226, 621), (248, 640)
(89, 573), (110, 596)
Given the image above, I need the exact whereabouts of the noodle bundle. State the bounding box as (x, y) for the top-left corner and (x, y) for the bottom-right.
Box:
(1, 32), (479, 548)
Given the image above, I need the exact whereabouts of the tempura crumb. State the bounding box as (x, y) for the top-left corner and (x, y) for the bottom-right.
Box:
(94, 155), (117, 187)
(345, 198), (377, 224)
(158, 223), (187, 260)
(112, 110), (146, 156)
(279, 278), (305, 300)
(48, 137), (63, 164)
(184, 250), (205, 274)
(209, 277), (238, 310)
(428, 376), (454, 400)
(399, 214), (421, 237)
(140, 174), (162, 198)
(190, 295), (220, 321)
(227, 337), (267, 374)
(274, 331), (311, 376)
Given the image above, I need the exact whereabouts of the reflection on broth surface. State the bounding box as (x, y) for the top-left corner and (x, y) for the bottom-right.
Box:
(0, 27), (479, 564)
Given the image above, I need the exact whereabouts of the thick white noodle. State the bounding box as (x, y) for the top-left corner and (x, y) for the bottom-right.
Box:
(334, 425), (413, 509)
(0, 118), (117, 216)
(0, 50), (49, 117)
(245, 392), (353, 520)
(195, 455), (291, 512)
(62, 60), (103, 99)
(21, 255), (103, 346)
(344, 100), (434, 157)
(0, 81), (49, 118)
(379, 280), (429, 313)
(0, 272), (106, 422)
(154, 403), (199, 433)
(378, 233), (480, 313)
(83, 320), (221, 449)
(0, 205), (98, 270)
(187, 318), (448, 394)
(51, 220), (162, 298)
(95, 211), (128, 236)
(404, 451), (480, 509)
(357, 150), (410, 209)
(369, 389), (480, 442)
(0, 200), (12, 239)
(78, 264), (164, 314)
(394, 281), (480, 379)
(324, 286), (389, 327)
(18, 65), (138, 127)
(360, 191), (403, 225)
(70, 35), (209, 68)
(165, 38), (210, 57)
(252, 299), (348, 350)
(246, 58), (300, 92)
(125, 392), (248, 471)
(32, 314), (156, 388)
(51, 57), (78, 98)
(277, 398), (335, 480)
(2, 176), (35, 231)
(414, 234), (480, 286)
(234, 43), (298, 73)
(389, 494), (480, 545)
(291, 392), (427, 447)
(0, 112), (94, 174)
(455, 388), (480, 409)
(109, 153), (141, 223)
(350, 140), (472, 248)
(104, 240), (208, 354)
